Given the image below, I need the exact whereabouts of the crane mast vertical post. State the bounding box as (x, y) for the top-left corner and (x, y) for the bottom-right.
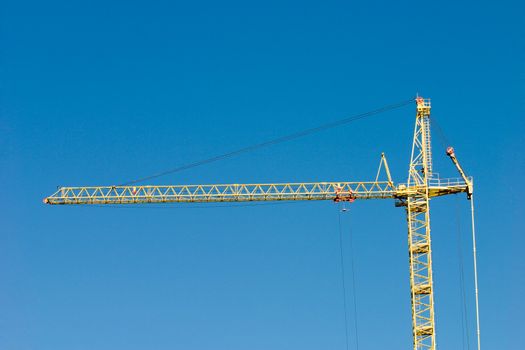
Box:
(406, 97), (436, 350)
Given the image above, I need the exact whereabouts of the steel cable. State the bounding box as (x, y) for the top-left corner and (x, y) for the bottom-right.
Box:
(455, 195), (471, 350)
(338, 210), (350, 350)
(121, 98), (415, 185)
(338, 207), (360, 350)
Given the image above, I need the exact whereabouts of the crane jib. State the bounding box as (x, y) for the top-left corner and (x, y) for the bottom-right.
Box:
(44, 181), (397, 205)
(43, 178), (470, 205)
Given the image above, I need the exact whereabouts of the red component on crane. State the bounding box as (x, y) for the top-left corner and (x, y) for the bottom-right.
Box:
(334, 186), (355, 202)
(446, 146), (455, 157)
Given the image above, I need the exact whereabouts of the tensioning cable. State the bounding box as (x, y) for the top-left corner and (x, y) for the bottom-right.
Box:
(121, 97), (415, 185)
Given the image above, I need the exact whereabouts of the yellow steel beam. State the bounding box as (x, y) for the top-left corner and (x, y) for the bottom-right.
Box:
(43, 178), (471, 206)
(446, 146), (473, 198)
(43, 181), (396, 205)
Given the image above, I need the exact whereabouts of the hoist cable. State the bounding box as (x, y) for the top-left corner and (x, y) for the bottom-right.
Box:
(337, 210), (350, 350)
(338, 208), (360, 350)
(121, 98), (415, 185)
(346, 210), (360, 350)
(470, 195), (482, 350)
(455, 195), (471, 350)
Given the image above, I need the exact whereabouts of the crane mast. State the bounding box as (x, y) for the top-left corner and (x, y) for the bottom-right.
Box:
(406, 98), (436, 349)
(44, 98), (473, 350)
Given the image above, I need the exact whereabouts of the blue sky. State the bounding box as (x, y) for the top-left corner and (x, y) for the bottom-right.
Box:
(1, 0), (523, 349)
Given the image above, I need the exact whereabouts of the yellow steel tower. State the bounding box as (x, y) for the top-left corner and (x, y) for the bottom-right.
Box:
(406, 97), (437, 349)
(44, 98), (473, 350)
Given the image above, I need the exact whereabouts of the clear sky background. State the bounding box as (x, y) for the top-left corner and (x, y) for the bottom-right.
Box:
(1, 1), (523, 349)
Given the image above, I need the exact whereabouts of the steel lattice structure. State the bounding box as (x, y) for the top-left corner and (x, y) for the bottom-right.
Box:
(406, 99), (437, 349)
(44, 181), (396, 205)
(44, 98), (473, 350)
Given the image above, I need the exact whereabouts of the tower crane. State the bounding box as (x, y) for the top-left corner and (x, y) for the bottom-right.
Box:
(44, 97), (474, 350)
